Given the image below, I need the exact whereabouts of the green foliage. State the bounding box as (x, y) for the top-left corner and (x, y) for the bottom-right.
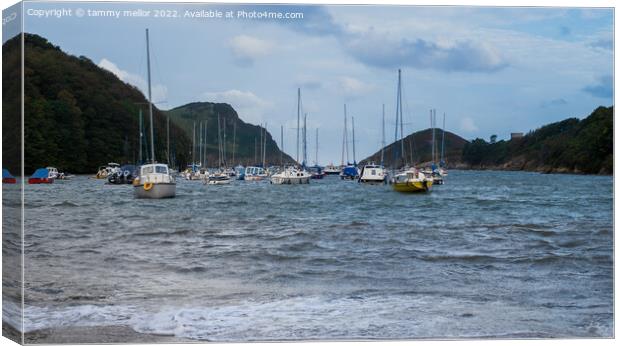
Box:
(462, 106), (613, 174)
(166, 102), (295, 167)
(3, 33), (192, 174)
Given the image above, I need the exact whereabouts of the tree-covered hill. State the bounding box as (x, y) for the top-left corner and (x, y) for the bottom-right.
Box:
(166, 102), (296, 167)
(3, 33), (192, 174)
(361, 128), (468, 168)
(462, 106), (613, 174)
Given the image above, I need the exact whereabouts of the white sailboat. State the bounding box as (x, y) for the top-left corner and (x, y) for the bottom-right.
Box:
(133, 29), (176, 199)
(206, 113), (231, 185)
(271, 88), (311, 185)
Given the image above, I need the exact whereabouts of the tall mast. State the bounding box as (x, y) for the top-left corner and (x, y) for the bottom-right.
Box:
(192, 121), (196, 166)
(254, 137), (257, 165)
(262, 123), (267, 168)
(232, 121), (236, 166)
(352, 116), (356, 165)
(315, 128), (318, 166)
(441, 112), (446, 165)
(399, 71), (404, 165)
(341, 108), (346, 167)
(166, 115), (170, 164)
(344, 105), (349, 164)
(198, 121), (203, 166)
(217, 113), (222, 168)
(223, 118), (227, 167)
(259, 123), (263, 166)
(302, 115), (307, 167)
(202, 120), (209, 167)
(296, 88), (301, 164)
(280, 125), (284, 167)
(139, 108), (143, 164)
(146, 29), (155, 163)
(381, 104), (385, 166)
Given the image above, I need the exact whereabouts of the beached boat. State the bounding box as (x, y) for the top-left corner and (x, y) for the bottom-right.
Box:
(3, 169), (16, 184)
(133, 29), (176, 199)
(392, 168), (433, 193)
(28, 168), (54, 184)
(359, 163), (386, 184)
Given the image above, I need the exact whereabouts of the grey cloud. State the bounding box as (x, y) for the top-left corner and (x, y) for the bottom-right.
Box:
(583, 75), (613, 98)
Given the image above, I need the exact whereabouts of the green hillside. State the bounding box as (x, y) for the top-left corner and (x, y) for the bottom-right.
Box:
(462, 106), (613, 174)
(166, 102), (295, 167)
(3, 33), (192, 174)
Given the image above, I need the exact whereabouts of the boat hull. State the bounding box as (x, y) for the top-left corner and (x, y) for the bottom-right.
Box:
(133, 183), (176, 199)
(28, 178), (53, 184)
(360, 178), (386, 184)
(270, 176), (310, 184)
(393, 180), (432, 193)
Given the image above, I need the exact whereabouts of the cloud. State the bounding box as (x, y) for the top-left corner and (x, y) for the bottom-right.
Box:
(590, 38), (613, 50)
(98, 58), (168, 105)
(459, 117), (478, 133)
(229, 35), (274, 66)
(343, 30), (508, 72)
(337, 76), (375, 98)
(540, 98), (568, 108)
(201, 89), (272, 124)
(582, 75), (613, 98)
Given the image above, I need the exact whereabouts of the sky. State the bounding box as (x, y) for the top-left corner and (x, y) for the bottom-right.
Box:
(12, 1), (614, 165)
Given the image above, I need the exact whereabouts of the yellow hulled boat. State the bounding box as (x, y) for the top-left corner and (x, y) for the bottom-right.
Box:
(392, 169), (433, 193)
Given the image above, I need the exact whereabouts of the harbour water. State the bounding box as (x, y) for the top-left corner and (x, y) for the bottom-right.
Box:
(3, 170), (614, 341)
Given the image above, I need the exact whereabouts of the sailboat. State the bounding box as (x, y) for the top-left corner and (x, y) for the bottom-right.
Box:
(309, 128), (325, 179)
(270, 88), (311, 185)
(133, 29), (176, 199)
(391, 69), (432, 193)
(206, 113), (231, 185)
(359, 104), (387, 184)
(340, 105), (359, 180)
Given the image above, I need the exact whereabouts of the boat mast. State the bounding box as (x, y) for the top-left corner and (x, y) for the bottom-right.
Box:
(441, 112), (445, 165)
(217, 113), (222, 168)
(296, 88), (301, 165)
(341, 108), (346, 167)
(232, 121), (236, 167)
(315, 128), (319, 166)
(394, 69), (402, 169)
(223, 118), (227, 167)
(430, 110), (434, 164)
(302, 115), (307, 168)
(262, 123), (267, 169)
(399, 73), (404, 166)
(203, 120), (208, 168)
(352, 116), (356, 165)
(344, 105), (349, 164)
(280, 125), (284, 167)
(192, 121), (196, 167)
(146, 29), (155, 163)
(381, 104), (385, 166)
(139, 108), (143, 164)
(166, 115), (170, 164)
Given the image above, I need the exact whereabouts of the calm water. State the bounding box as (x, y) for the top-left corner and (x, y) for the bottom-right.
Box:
(3, 170), (614, 340)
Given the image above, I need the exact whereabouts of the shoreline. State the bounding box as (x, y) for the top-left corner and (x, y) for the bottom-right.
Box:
(4, 323), (193, 344)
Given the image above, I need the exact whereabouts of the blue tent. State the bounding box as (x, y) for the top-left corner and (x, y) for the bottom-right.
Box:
(31, 168), (49, 179)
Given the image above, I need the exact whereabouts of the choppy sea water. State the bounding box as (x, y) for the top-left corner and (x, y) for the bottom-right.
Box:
(3, 170), (614, 340)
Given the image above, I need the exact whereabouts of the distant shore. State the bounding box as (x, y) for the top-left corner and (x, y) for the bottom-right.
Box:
(4, 323), (192, 344)
(445, 163), (613, 176)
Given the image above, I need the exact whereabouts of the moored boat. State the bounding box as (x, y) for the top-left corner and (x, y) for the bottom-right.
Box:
(133, 163), (176, 198)
(108, 164), (138, 184)
(323, 164), (341, 175)
(392, 168), (433, 193)
(28, 168), (54, 184)
(270, 166), (311, 184)
(359, 163), (386, 184)
(244, 166), (267, 181)
(95, 163), (120, 179)
(3, 169), (16, 184)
